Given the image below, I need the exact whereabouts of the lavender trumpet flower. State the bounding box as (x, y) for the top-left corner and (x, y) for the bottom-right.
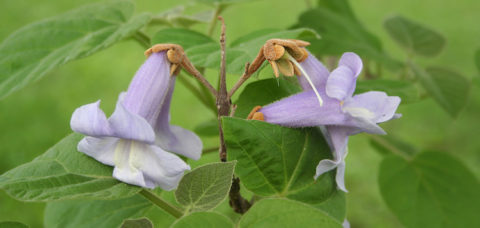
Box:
(249, 52), (400, 192)
(70, 51), (202, 190)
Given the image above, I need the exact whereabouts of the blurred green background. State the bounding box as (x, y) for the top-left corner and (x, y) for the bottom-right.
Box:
(0, 0), (478, 227)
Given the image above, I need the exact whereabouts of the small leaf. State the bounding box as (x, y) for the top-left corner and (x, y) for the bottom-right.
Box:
(44, 195), (162, 228)
(154, 6), (213, 28)
(296, 3), (403, 70)
(0, 221), (28, 228)
(121, 218), (153, 228)
(171, 212), (234, 228)
(409, 63), (470, 117)
(0, 134), (140, 202)
(355, 79), (420, 103)
(239, 198), (342, 228)
(379, 151), (480, 228)
(194, 119), (219, 137)
(152, 28), (317, 75)
(175, 162), (236, 212)
(384, 15), (446, 57)
(0, 0), (151, 99)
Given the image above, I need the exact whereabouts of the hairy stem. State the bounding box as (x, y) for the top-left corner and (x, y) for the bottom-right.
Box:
(178, 75), (217, 115)
(139, 190), (183, 218)
(207, 5), (222, 37)
(132, 31), (151, 49)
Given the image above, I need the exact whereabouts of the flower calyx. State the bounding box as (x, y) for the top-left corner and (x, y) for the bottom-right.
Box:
(247, 105), (264, 121)
(248, 39), (310, 78)
(145, 44), (198, 76)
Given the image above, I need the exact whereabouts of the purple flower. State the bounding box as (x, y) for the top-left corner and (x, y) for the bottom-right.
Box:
(252, 52), (401, 191)
(70, 52), (202, 190)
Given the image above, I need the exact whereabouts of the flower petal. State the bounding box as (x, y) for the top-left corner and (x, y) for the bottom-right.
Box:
(122, 52), (171, 124)
(326, 66), (356, 101)
(298, 52), (330, 91)
(344, 91), (401, 123)
(335, 161), (347, 192)
(260, 90), (345, 127)
(132, 144), (190, 190)
(156, 125), (203, 160)
(113, 140), (147, 188)
(338, 52), (363, 78)
(108, 94), (156, 143)
(70, 101), (113, 137)
(77, 136), (118, 166)
(112, 139), (189, 190)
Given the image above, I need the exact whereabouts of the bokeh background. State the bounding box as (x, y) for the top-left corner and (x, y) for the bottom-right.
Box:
(0, 0), (479, 227)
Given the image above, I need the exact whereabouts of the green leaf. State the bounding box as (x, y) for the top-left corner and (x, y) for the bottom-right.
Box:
(409, 63), (470, 117)
(0, 0), (151, 99)
(152, 28), (318, 75)
(223, 118), (336, 203)
(312, 190), (347, 223)
(121, 218), (153, 228)
(239, 198), (342, 227)
(0, 134), (140, 202)
(355, 79), (420, 103)
(475, 49), (480, 73)
(384, 15), (446, 57)
(379, 151), (480, 228)
(296, 1), (402, 70)
(44, 195), (168, 228)
(233, 78), (301, 118)
(0, 221), (28, 228)
(175, 162), (236, 212)
(194, 119), (219, 137)
(171, 212), (234, 228)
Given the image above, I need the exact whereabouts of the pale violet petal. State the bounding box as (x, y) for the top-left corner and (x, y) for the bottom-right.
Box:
(113, 140), (147, 188)
(131, 144), (191, 190)
(336, 161), (347, 192)
(339, 52), (363, 78)
(260, 90), (345, 127)
(343, 219), (351, 228)
(298, 53), (330, 91)
(77, 136), (118, 166)
(314, 159), (339, 179)
(156, 125), (203, 160)
(70, 101), (113, 137)
(344, 91), (401, 123)
(326, 66), (356, 101)
(109, 99), (155, 143)
(349, 115), (386, 135)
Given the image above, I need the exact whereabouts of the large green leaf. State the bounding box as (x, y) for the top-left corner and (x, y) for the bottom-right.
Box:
(175, 162), (235, 213)
(0, 0), (151, 99)
(152, 28), (318, 75)
(379, 151), (480, 228)
(239, 198), (342, 228)
(223, 118), (336, 202)
(44, 195), (172, 228)
(0, 134), (140, 201)
(312, 190), (346, 223)
(410, 64), (470, 117)
(384, 15), (446, 57)
(171, 212), (234, 228)
(296, 0), (402, 70)
(355, 79), (420, 103)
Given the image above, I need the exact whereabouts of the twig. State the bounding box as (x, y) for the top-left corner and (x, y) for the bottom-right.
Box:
(132, 31), (151, 49)
(181, 56), (218, 96)
(216, 16), (251, 214)
(228, 63), (253, 98)
(216, 16), (230, 162)
(207, 5), (223, 37)
(203, 147), (220, 154)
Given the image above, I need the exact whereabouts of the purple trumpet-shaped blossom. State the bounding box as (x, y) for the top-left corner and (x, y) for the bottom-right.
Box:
(70, 52), (202, 190)
(257, 52), (400, 192)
